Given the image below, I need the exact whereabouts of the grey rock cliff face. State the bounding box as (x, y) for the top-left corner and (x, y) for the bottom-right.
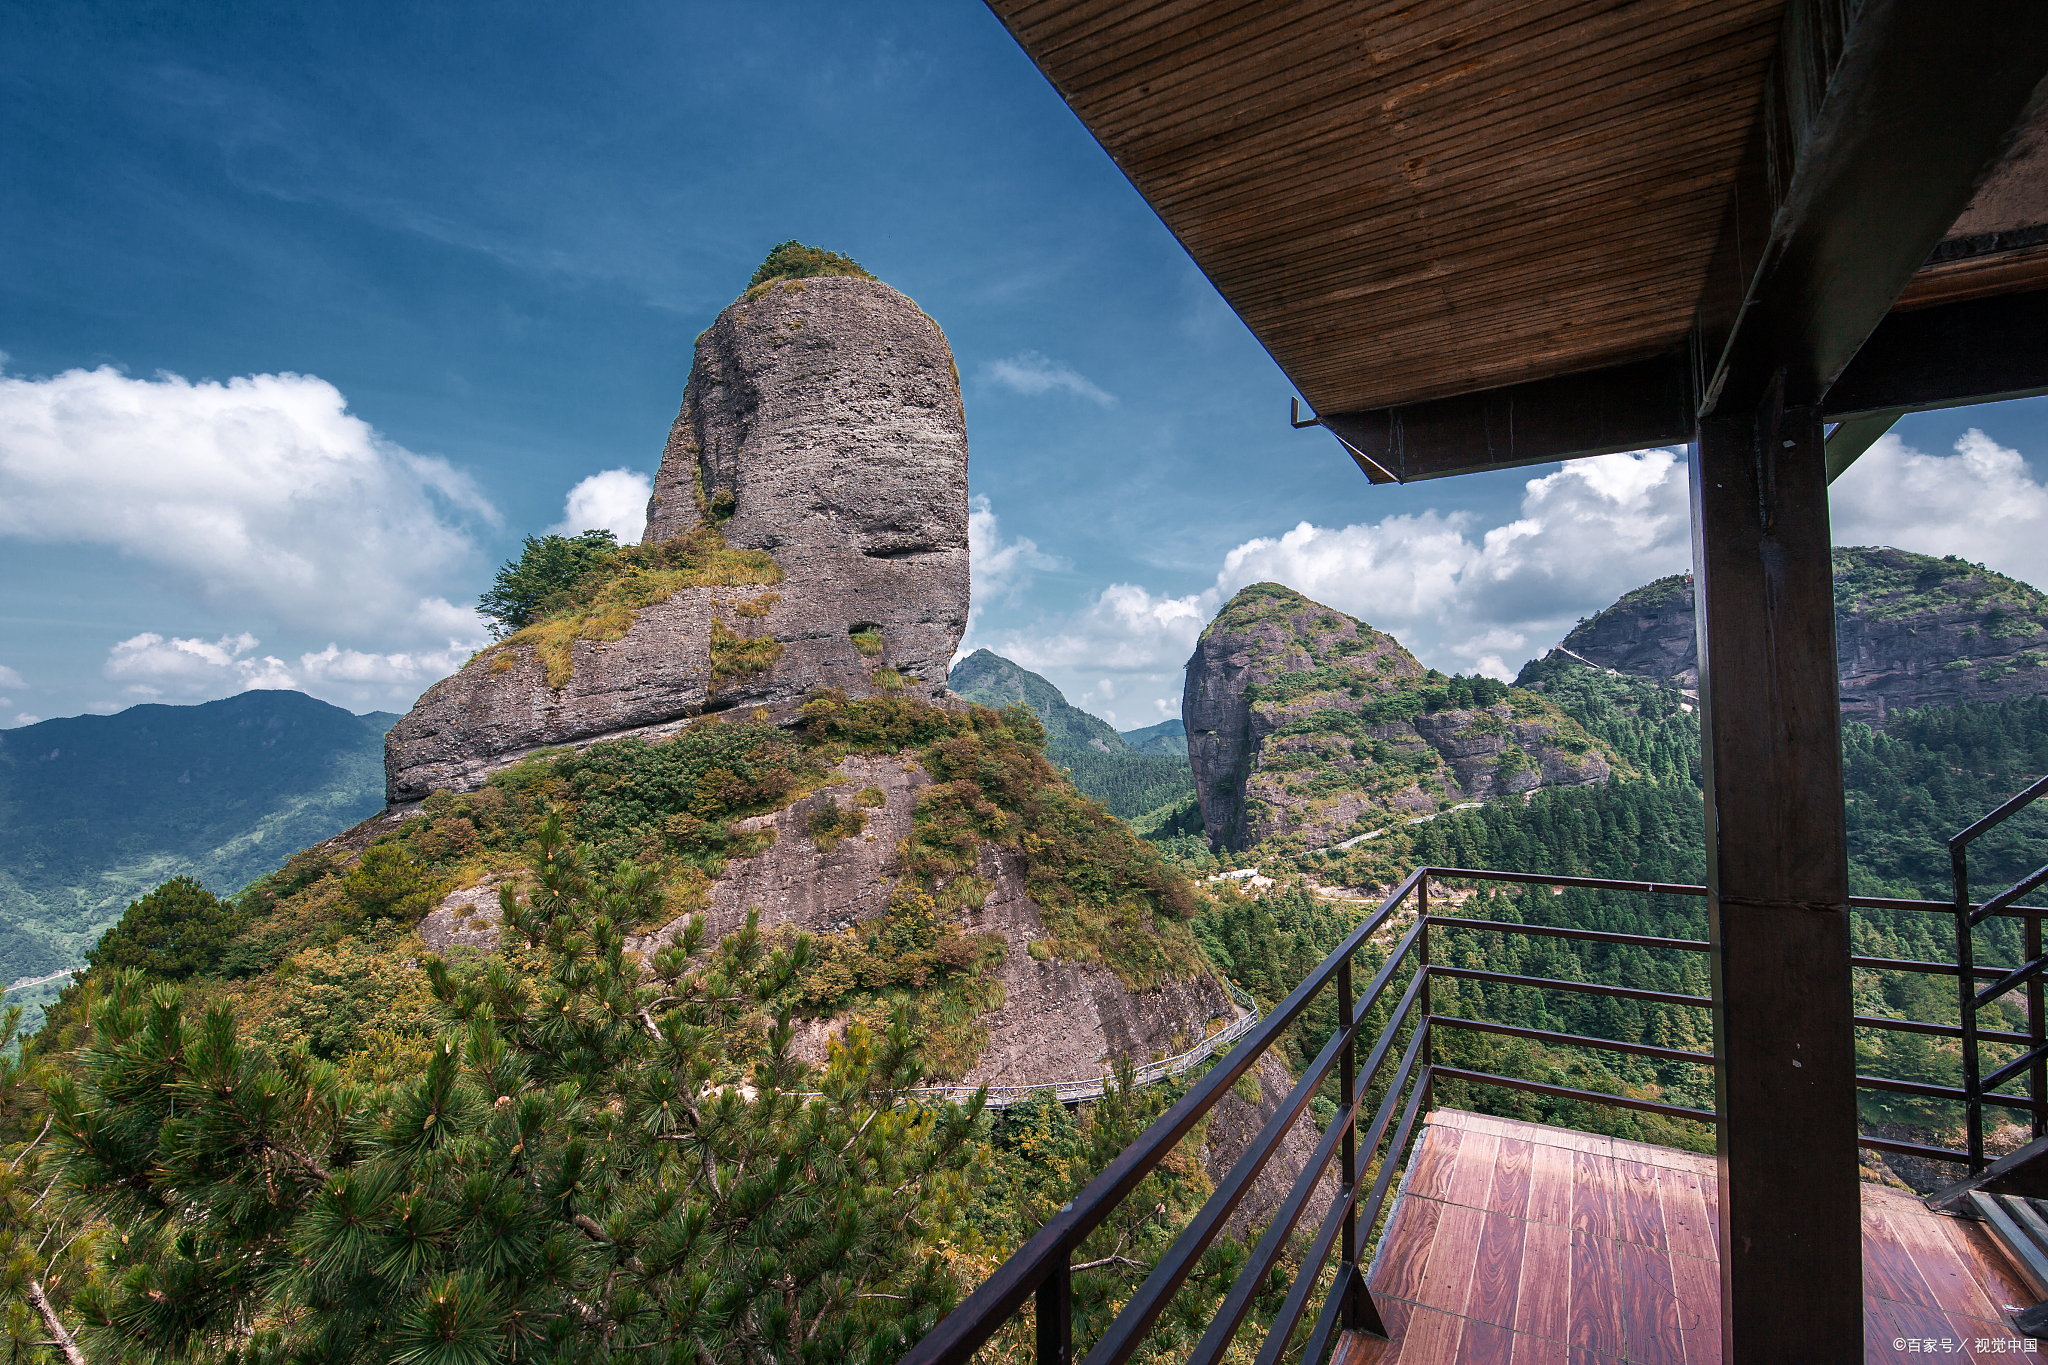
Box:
(1553, 548), (2048, 726)
(386, 277), (969, 801)
(1186, 584), (1610, 852)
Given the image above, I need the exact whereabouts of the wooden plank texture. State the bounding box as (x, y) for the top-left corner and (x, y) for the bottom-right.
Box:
(984, 0), (1786, 412)
(1360, 1110), (2042, 1363)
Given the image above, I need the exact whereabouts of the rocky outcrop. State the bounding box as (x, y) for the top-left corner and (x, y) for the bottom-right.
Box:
(1550, 574), (1699, 690)
(1543, 547), (2048, 727)
(386, 276), (969, 801)
(1186, 584), (1614, 852)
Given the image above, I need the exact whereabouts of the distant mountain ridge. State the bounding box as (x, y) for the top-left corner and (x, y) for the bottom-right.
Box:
(0, 691), (394, 982)
(1120, 719), (1187, 756)
(948, 650), (1128, 753)
(948, 650), (1196, 819)
(1535, 546), (2048, 726)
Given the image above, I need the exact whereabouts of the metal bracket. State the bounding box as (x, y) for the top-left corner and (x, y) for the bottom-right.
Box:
(1290, 397), (1321, 429)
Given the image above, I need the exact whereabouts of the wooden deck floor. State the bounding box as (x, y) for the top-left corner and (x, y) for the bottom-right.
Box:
(1330, 1109), (2039, 1364)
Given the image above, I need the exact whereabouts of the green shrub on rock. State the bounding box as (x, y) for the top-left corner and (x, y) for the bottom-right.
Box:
(746, 240), (875, 293)
(83, 876), (243, 981)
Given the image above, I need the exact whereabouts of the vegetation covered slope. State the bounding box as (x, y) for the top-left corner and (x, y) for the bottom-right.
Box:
(1119, 719), (1187, 756)
(1188, 583), (1619, 851)
(949, 649), (1196, 820)
(1208, 657), (2048, 1171)
(0, 691), (394, 985)
(2, 692), (1262, 1363)
(1550, 547), (2048, 724)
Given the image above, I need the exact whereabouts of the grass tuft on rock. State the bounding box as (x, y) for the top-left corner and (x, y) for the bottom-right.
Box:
(485, 527), (783, 689)
(710, 618), (786, 687)
(745, 240), (875, 298)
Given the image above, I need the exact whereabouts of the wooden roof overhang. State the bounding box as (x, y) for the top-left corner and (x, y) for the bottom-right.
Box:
(985, 0), (2048, 483)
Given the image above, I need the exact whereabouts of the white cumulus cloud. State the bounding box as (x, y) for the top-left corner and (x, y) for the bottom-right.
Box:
(961, 496), (1068, 650)
(298, 640), (479, 688)
(102, 628), (483, 709)
(979, 449), (1696, 720)
(1214, 449), (1694, 672)
(969, 496), (1063, 606)
(972, 581), (1209, 726)
(0, 664), (23, 690)
(0, 365), (497, 641)
(105, 632), (297, 701)
(1831, 428), (2048, 585)
(977, 351), (1116, 406)
(547, 468), (651, 543)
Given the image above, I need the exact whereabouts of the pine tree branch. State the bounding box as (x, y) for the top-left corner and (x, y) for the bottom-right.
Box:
(25, 1278), (85, 1365)
(8, 1115), (52, 1171)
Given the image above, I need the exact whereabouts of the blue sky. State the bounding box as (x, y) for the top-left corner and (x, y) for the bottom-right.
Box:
(4, 1), (2047, 730)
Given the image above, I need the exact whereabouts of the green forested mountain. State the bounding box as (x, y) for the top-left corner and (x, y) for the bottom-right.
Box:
(1119, 719), (1187, 756)
(949, 650), (1195, 819)
(948, 649), (1126, 752)
(0, 691), (395, 983)
(1206, 657), (2048, 1165)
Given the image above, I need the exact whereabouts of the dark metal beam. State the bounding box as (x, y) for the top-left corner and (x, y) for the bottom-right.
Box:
(1307, 285), (2046, 483)
(1314, 353), (1694, 484)
(1826, 288), (2048, 422)
(1693, 394), (1860, 1362)
(1697, 0), (2048, 414)
(1824, 410), (1900, 483)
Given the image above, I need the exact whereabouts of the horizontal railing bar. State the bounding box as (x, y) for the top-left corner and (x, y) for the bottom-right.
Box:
(1294, 1259), (1358, 1365)
(1982, 1040), (2048, 1094)
(1856, 1073), (2036, 1111)
(896, 865), (1426, 1365)
(1851, 894), (2048, 918)
(1432, 1016), (1714, 1067)
(1972, 861), (2048, 928)
(1425, 915), (1707, 953)
(1084, 1014), (1370, 1365)
(1423, 866), (1707, 897)
(1354, 1042), (1434, 1256)
(1859, 1134), (1973, 1164)
(1951, 772), (2048, 852)
(1851, 954), (2009, 980)
(1974, 952), (2048, 1010)
(1855, 1014), (2036, 1046)
(1424, 867), (2048, 919)
(1431, 965), (1713, 1009)
(1252, 1175), (1359, 1365)
(1188, 1032), (1373, 1365)
(1431, 1066), (1716, 1124)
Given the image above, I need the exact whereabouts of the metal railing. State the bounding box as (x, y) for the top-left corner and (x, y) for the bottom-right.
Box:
(902, 862), (2044, 1365)
(1953, 772), (2048, 1170)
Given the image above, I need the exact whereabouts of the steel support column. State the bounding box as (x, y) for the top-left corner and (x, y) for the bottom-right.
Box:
(1692, 397), (1859, 1361)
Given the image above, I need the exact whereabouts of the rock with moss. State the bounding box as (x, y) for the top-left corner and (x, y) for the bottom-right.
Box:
(1536, 546), (2048, 726)
(1185, 583), (1616, 852)
(385, 256), (969, 802)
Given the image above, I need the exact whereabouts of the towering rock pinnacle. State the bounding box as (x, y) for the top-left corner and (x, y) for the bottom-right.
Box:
(1185, 583), (1613, 851)
(385, 275), (970, 801)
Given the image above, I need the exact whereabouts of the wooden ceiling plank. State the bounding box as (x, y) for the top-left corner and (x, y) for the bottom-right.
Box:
(1078, 1), (1759, 174)
(1212, 181), (1749, 334)
(1062, 0), (1624, 129)
(1175, 113), (1759, 281)
(1113, 22), (1775, 231)
(1125, 27), (1772, 212)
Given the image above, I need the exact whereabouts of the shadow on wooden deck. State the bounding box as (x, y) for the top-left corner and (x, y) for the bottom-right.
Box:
(1330, 1109), (2038, 1364)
